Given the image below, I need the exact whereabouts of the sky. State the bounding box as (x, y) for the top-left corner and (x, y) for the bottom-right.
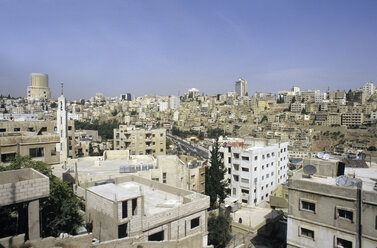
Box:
(0, 0), (376, 99)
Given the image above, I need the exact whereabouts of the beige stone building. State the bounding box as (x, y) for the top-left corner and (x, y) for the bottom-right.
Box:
(341, 113), (364, 127)
(84, 175), (210, 245)
(114, 125), (166, 156)
(287, 158), (377, 248)
(0, 120), (75, 165)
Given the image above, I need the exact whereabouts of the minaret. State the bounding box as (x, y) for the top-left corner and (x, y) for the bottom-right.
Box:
(57, 83), (69, 163)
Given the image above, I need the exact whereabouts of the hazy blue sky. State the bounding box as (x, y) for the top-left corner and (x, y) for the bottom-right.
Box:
(0, 0), (376, 99)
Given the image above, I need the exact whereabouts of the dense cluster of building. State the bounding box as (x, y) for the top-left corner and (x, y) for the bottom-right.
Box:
(1, 73), (377, 247)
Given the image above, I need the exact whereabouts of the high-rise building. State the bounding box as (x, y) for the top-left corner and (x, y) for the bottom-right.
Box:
(235, 78), (247, 97)
(27, 73), (51, 100)
(218, 137), (289, 206)
(362, 82), (376, 100)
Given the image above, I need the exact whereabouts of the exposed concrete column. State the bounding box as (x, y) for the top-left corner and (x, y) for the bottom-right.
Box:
(28, 200), (40, 240)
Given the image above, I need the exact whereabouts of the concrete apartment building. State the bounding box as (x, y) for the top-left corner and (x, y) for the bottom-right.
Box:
(0, 120), (75, 165)
(114, 125), (166, 156)
(26, 73), (51, 100)
(287, 158), (377, 248)
(341, 113), (364, 127)
(84, 175), (210, 246)
(219, 137), (289, 206)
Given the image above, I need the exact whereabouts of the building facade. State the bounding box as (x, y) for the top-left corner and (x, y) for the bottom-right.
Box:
(85, 175), (210, 245)
(235, 78), (247, 97)
(219, 138), (289, 206)
(114, 125), (166, 156)
(287, 159), (377, 248)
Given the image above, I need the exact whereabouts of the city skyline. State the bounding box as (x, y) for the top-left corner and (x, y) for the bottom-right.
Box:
(1, 0), (377, 99)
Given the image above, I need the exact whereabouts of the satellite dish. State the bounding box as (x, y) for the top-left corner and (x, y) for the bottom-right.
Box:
(336, 175), (353, 187)
(303, 165), (317, 177)
(323, 154), (330, 160)
(317, 152), (324, 159)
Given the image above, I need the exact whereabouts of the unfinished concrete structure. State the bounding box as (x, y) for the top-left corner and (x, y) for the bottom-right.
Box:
(0, 120), (75, 165)
(113, 125), (166, 156)
(0, 168), (49, 240)
(84, 175), (210, 246)
(287, 158), (377, 248)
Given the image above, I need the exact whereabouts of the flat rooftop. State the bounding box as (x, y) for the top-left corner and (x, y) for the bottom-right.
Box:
(52, 157), (156, 180)
(88, 181), (183, 215)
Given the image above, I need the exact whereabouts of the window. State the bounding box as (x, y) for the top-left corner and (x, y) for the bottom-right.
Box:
(337, 208), (353, 222)
(300, 227), (314, 240)
(118, 223), (128, 238)
(29, 147), (44, 157)
(241, 189), (249, 194)
(242, 199), (248, 203)
(148, 230), (164, 241)
(0, 128), (6, 132)
(262, 155), (265, 159)
(1, 153), (16, 162)
(267, 153), (270, 158)
(242, 167), (249, 172)
(233, 164), (239, 171)
(242, 156), (249, 161)
(241, 178), (249, 184)
(122, 200), (128, 218)
(254, 167), (257, 171)
(14, 128), (20, 132)
(233, 175), (239, 182)
(228, 168), (231, 174)
(228, 157), (231, 163)
(132, 198), (137, 216)
(233, 188), (236, 195)
(239, 218), (242, 224)
(163, 172), (167, 183)
(68, 126), (72, 130)
(191, 217), (200, 229)
(234, 153), (240, 159)
(254, 156), (258, 160)
(336, 237), (352, 248)
(51, 148), (57, 156)
(272, 152), (275, 157)
(300, 200), (316, 213)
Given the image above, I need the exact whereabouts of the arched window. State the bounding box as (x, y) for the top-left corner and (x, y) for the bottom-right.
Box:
(239, 218), (242, 224)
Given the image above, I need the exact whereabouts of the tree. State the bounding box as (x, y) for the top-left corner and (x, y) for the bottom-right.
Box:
(205, 139), (228, 210)
(208, 208), (232, 248)
(0, 156), (83, 238)
(50, 102), (57, 108)
(368, 146), (377, 151)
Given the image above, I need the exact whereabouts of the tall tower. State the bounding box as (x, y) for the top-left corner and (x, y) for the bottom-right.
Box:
(27, 73), (51, 100)
(235, 78), (247, 97)
(57, 84), (68, 163)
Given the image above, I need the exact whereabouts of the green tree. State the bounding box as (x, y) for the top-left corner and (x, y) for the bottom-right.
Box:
(208, 209), (232, 248)
(368, 146), (377, 151)
(50, 102), (57, 108)
(0, 156), (83, 238)
(205, 139), (228, 209)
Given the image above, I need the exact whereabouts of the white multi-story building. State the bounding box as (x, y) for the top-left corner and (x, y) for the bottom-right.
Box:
(218, 137), (289, 206)
(169, 95), (180, 110)
(362, 82), (376, 100)
(235, 78), (247, 97)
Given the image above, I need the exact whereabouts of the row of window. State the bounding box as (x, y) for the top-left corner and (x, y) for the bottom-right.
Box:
(300, 200), (354, 222)
(299, 227), (352, 248)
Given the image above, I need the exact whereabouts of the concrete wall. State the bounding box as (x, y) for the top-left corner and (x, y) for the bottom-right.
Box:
(0, 169), (49, 206)
(0, 234), (25, 248)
